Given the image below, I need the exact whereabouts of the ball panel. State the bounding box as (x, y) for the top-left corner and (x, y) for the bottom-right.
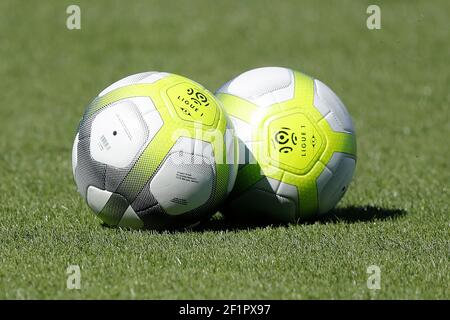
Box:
(254, 176), (280, 193)
(74, 136), (106, 199)
(98, 71), (169, 97)
(214, 93), (258, 124)
(97, 192), (130, 226)
(228, 188), (297, 223)
(117, 206), (144, 229)
(72, 133), (79, 177)
(85, 186), (144, 229)
(136, 202), (202, 230)
(90, 100), (149, 168)
(317, 152), (356, 214)
(276, 179), (299, 211)
(232, 162), (263, 195)
(86, 186), (112, 213)
(166, 82), (218, 126)
(317, 117), (357, 159)
(224, 119), (239, 194)
(150, 152), (214, 216)
(266, 110), (324, 174)
(323, 112), (346, 134)
(229, 116), (254, 169)
(229, 116), (252, 143)
(84, 97), (164, 198)
(217, 67), (294, 107)
(130, 181), (158, 213)
(315, 166), (333, 213)
(76, 96), (165, 199)
(127, 130), (198, 214)
(104, 166), (132, 194)
(254, 176), (299, 215)
(313, 79), (354, 133)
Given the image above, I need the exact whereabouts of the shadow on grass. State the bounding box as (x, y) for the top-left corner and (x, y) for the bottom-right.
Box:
(318, 205), (407, 224)
(193, 215), (285, 232)
(192, 205), (408, 232)
(101, 206), (407, 233)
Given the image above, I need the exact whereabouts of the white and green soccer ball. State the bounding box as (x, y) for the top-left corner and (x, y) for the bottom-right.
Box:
(72, 71), (238, 230)
(216, 67), (357, 222)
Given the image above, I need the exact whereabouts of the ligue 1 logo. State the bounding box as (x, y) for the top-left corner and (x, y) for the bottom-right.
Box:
(271, 127), (298, 154)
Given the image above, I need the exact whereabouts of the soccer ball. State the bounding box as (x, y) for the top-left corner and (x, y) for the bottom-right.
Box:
(216, 67), (356, 222)
(72, 71), (238, 230)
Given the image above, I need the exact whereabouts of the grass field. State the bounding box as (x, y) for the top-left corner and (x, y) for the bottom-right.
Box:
(0, 0), (448, 299)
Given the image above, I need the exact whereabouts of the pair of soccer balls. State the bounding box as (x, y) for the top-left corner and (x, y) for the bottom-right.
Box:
(72, 67), (356, 230)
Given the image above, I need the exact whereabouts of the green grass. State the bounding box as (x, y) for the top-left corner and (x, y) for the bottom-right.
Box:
(0, 0), (449, 299)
